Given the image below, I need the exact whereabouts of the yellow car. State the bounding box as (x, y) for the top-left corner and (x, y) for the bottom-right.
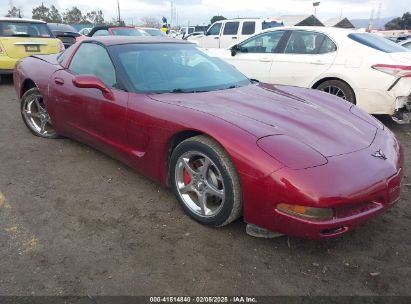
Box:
(0, 17), (64, 75)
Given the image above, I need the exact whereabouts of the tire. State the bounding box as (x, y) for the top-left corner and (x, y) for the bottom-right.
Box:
(316, 80), (356, 104)
(170, 135), (242, 227)
(20, 87), (60, 139)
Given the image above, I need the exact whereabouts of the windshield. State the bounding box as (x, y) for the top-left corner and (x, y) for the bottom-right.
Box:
(143, 29), (166, 36)
(48, 23), (77, 33)
(111, 28), (148, 36)
(0, 21), (53, 37)
(348, 33), (408, 53)
(110, 43), (250, 93)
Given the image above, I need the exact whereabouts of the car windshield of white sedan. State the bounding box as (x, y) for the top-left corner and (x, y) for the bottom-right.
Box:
(0, 21), (52, 37)
(111, 43), (251, 93)
(348, 33), (408, 53)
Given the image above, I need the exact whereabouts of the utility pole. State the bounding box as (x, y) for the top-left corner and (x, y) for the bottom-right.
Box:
(170, 1), (173, 29)
(117, 0), (121, 25)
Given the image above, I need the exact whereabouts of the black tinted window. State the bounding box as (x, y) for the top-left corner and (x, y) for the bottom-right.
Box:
(223, 22), (239, 35)
(348, 33), (407, 53)
(207, 23), (222, 35)
(242, 22), (255, 35)
(92, 29), (109, 36)
(69, 43), (116, 87)
(262, 21), (283, 30)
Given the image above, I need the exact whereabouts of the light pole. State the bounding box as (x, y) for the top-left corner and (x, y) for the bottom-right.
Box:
(117, 0), (121, 25)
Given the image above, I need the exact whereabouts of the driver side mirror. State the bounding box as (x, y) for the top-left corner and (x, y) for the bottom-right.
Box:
(72, 74), (114, 100)
(231, 45), (240, 56)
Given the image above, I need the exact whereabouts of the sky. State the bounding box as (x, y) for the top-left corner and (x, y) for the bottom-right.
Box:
(1, 0), (408, 26)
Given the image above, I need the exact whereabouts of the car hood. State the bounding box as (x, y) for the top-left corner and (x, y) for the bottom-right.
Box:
(150, 84), (378, 157)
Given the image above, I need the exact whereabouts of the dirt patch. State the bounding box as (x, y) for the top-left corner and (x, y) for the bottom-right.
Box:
(0, 76), (410, 295)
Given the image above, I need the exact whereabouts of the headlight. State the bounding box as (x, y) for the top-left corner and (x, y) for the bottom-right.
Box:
(277, 203), (333, 220)
(257, 135), (327, 169)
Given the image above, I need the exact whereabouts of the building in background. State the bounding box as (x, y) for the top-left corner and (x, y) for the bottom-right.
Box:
(279, 15), (324, 26)
(324, 17), (355, 28)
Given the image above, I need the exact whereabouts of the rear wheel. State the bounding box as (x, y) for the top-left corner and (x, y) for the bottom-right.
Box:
(170, 135), (242, 227)
(20, 87), (59, 139)
(316, 80), (356, 104)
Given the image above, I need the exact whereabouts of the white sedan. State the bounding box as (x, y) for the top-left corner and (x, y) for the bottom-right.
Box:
(205, 26), (411, 123)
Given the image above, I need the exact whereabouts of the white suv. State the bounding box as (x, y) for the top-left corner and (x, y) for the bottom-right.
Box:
(188, 18), (283, 49)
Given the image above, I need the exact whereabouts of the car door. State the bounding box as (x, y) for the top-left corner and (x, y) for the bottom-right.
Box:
(224, 30), (287, 83)
(50, 42), (129, 160)
(219, 21), (240, 48)
(199, 22), (223, 48)
(270, 30), (338, 87)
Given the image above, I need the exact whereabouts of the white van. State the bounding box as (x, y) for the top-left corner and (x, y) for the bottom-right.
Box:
(188, 18), (283, 48)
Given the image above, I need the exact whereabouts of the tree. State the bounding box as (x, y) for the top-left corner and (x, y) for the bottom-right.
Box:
(84, 10), (105, 25)
(32, 3), (50, 22)
(385, 12), (411, 30)
(140, 16), (161, 28)
(62, 7), (82, 24)
(210, 15), (226, 24)
(5, 1), (22, 18)
(49, 5), (62, 23)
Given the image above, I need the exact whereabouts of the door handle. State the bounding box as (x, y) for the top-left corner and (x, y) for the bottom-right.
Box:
(54, 77), (64, 85)
(259, 57), (271, 62)
(232, 36), (237, 39)
(214, 37), (219, 40)
(310, 60), (326, 65)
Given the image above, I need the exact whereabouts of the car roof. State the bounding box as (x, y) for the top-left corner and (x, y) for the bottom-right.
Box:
(0, 17), (46, 23)
(84, 36), (194, 46)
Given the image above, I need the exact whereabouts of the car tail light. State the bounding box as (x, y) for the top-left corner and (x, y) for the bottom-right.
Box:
(59, 41), (65, 52)
(276, 203), (334, 221)
(372, 64), (411, 78)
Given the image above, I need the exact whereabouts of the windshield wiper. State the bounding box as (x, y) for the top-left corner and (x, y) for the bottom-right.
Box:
(12, 33), (31, 37)
(171, 89), (209, 93)
(250, 79), (260, 84)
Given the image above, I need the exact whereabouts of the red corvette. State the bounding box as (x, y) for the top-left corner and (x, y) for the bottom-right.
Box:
(13, 37), (403, 239)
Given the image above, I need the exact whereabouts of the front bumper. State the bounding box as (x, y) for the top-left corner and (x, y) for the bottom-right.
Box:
(242, 128), (403, 239)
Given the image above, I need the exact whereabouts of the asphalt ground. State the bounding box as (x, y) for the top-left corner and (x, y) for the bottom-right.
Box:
(0, 75), (410, 296)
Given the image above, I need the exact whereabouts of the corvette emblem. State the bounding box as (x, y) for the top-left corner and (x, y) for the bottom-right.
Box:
(372, 149), (387, 160)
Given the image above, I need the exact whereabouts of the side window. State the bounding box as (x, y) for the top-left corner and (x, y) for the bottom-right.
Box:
(284, 31), (327, 54)
(92, 29), (109, 37)
(69, 43), (116, 88)
(223, 22), (239, 35)
(239, 31), (285, 53)
(318, 36), (337, 54)
(242, 22), (255, 35)
(207, 22), (222, 36)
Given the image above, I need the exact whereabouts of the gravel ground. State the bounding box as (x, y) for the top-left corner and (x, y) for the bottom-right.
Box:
(0, 75), (410, 296)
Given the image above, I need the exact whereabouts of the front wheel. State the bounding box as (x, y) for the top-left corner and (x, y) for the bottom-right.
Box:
(20, 87), (59, 139)
(170, 135), (242, 227)
(316, 80), (356, 104)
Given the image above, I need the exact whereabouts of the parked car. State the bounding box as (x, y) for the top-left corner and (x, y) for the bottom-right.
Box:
(207, 26), (411, 123)
(13, 36), (403, 239)
(399, 39), (411, 50)
(79, 27), (92, 36)
(76, 26), (148, 42)
(176, 26), (195, 39)
(0, 17), (64, 76)
(48, 23), (80, 49)
(184, 31), (205, 40)
(190, 18), (283, 48)
(139, 27), (167, 37)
